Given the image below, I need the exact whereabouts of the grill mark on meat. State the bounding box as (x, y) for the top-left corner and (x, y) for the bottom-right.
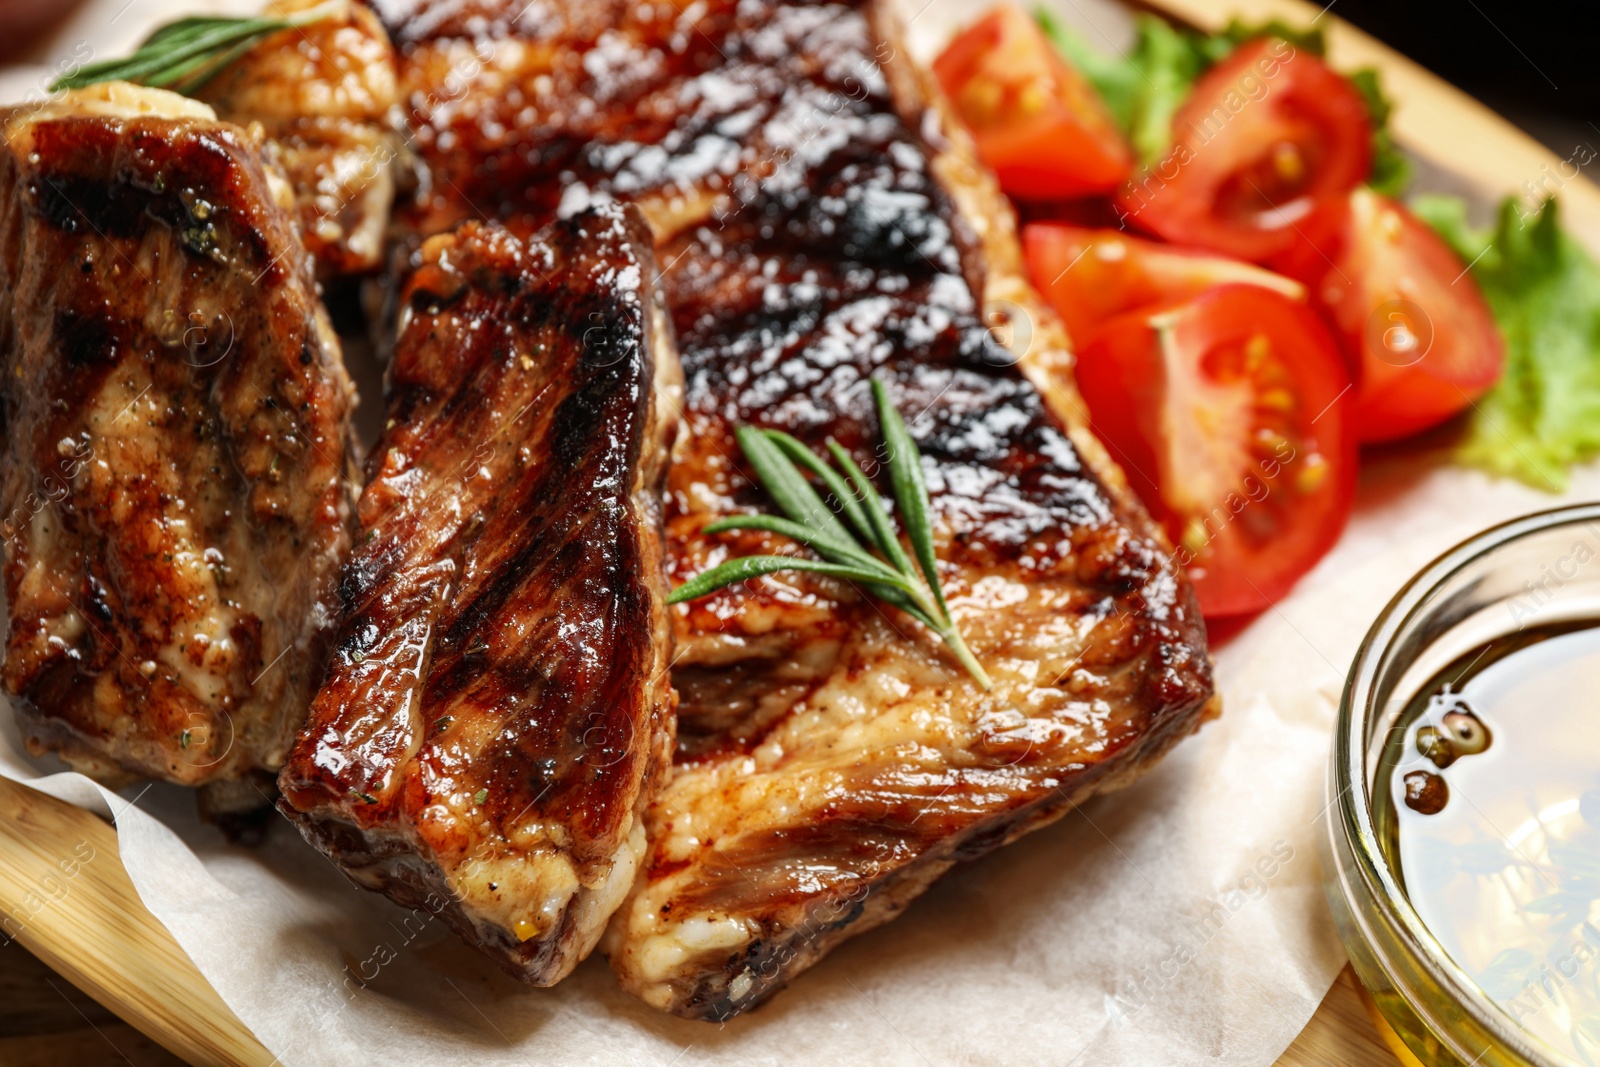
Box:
(381, 0), (1216, 1020)
(27, 122), (279, 275)
(0, 85), (357, 802)
(380, 0), (893, 241)
(279, 202), (682, 985)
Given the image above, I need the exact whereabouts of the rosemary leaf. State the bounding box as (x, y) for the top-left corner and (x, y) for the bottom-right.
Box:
(666, 555), (907, 606)
(701, 514), (907, 585)
(862, 585), (946, 634)
(670, 379), (993, 690)
(151, 36), (269, 93)
(765, 430), (877, 546)
(826, 437), (916, 578)
(873, 378), (951, 621)
(734, 426), (855, 548)
(50, 1), (345, 95)
(142, 17), (244, 51)
(938, 625), (993, 691)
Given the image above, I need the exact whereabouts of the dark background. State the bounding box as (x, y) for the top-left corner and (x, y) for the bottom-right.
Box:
(1334, 0), (1596, 153)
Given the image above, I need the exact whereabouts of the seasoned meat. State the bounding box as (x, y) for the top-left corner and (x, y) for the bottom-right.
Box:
(278, 203), (681, 985)
(382, 0), (1217, 1019)
(0, 83), (357, 806)
(198, 0), (401, 278)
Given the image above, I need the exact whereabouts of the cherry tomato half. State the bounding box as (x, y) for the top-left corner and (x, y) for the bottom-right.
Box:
(935, 4), (1133, 200)
(1271, 188), (1505, 442)
(1116, 39), (1372, 262)
(1075, 284), (1357, 617)
(1022, 222), (1305, 345)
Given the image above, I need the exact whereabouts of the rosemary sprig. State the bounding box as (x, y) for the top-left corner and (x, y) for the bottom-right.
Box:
(669, 379), (992, 690)
(50, 1), (346, 96)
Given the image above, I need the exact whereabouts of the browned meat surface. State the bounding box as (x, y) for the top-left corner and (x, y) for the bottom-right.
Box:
(199, 0), (400, 278)
(278, 202), (681, 985)
(379, 0), (1217, 1020)
(383, 0), (885, 241)
(0, 84), (357, 807)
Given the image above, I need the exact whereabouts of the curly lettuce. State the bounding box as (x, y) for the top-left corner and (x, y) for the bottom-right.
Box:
(1413, 195), (1600, 491)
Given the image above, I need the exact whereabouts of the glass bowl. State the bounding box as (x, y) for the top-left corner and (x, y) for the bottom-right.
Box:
(1323, 502), (1600, 1067)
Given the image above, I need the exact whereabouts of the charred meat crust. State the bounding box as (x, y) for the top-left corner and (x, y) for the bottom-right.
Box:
(0, 87), (356, 794)
(380, 0), (1216, 1020)
(278, 202), (681, 986)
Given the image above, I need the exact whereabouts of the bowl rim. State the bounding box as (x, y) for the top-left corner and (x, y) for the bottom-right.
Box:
(1335, 500), (1600, 1067)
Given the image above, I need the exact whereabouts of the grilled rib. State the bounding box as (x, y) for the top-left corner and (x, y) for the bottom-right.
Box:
(381, 0), (1217, 1018)
(198, 0), (401, 278)
(0, 83), (357, 810)
(278, 203), (681, 985)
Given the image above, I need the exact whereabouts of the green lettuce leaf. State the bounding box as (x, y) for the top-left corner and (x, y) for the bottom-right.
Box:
(1036, 11), (1220, 164)
(1412, 195), (1600, 491)
(1036, 8), (1408, 194)
(1347, 67), (1412, 197)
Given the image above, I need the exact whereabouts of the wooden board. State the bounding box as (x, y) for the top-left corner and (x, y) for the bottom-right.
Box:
(0, 776), (275, 1067)
(3, 0), (1597, 1063)
(1, 943), (187, 1067)
(1281, 967), (1422, 1067)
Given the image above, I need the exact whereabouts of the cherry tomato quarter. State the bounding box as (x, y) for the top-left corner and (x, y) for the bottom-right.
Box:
(1074, 284), (1357, 616)
(1023, 222), (1305, 345)
(1271, 188), (1505, 442)
(935, 4), (1134, 200)
(1116, 39), (1373, 262)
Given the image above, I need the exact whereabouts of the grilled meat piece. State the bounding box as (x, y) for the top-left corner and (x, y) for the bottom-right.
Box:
(278, 203), (681, 985)
(383, 0), (1217, 1018)
(199, 0), (400, 278)
(617, 16), (1220, 1014)
(0, 83), (357, 803)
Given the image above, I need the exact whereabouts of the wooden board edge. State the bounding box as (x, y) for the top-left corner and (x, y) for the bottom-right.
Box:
(0, 775), (275, 1067)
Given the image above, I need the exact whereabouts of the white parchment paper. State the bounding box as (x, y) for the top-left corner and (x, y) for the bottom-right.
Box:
(5, 1), (1599, 1063)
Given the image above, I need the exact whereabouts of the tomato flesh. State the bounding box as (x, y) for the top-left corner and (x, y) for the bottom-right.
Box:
(1116, 39), (1373, 262)
(935, 4), (1133, 200)
(1075, 285), (1356, 617)
(1271, 188), (1505, 442)
(1022, 222), (1305, 345)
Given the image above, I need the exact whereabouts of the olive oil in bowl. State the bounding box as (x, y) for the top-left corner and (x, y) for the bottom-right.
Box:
(1373, 622), (1600, 1064)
